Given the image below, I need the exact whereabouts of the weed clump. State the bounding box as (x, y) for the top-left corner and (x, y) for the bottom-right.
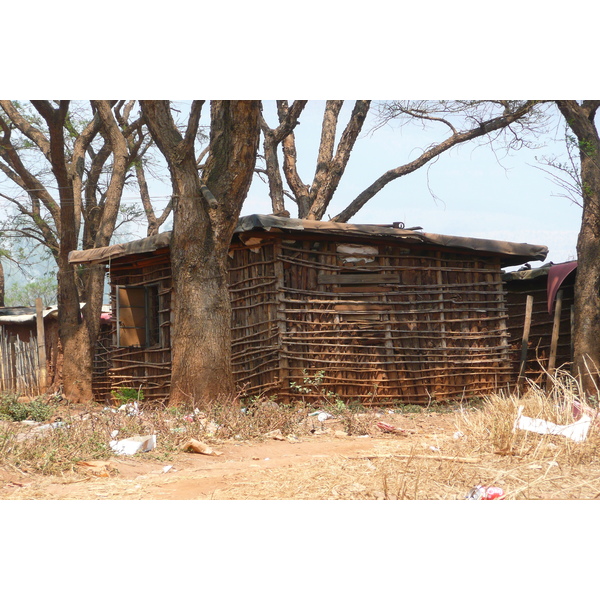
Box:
(0, 394), (55, 422)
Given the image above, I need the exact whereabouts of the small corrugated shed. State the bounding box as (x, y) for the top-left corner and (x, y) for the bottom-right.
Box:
(70, 214), (548, 405)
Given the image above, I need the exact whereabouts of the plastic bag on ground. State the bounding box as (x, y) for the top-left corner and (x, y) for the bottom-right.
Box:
(514, 406), (591, 442)
(110, 434), (156, 455)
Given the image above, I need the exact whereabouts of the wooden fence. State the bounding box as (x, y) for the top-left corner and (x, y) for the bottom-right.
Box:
(0, 328), (41, 396)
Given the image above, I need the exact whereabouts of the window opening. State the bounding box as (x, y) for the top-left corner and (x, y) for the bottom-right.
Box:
(116, 285), (160, 347)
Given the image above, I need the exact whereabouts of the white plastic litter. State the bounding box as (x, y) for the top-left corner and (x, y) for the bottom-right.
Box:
(309, 411), (334, 422)
(110, 434), (156, 455)
(514, 406), (592, 443)
(118, 402), (140, 416)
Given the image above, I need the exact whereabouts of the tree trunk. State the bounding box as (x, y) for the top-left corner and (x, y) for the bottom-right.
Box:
(573, 195), (600, 392)
(140, 100), (261, 408)
(556, 100), (600, 395)
(169, 166), (235, 406)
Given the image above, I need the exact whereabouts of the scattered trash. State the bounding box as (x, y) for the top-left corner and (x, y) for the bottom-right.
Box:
(377, 421), (406, 434)
(199, 419), (220, 436)
(572, 399), (600, 424)
(162, 465), (174, 473)
(429, 446), (441, 452)
(183, 415), (194, 423)
(180, 438), (223, 456)
(110, 434), (156, 455)
(465, 485), (505, 500)
(31, 421), (67, 432)
(514, 406), (591, 442)
(453, 431), (465, 439)
(118, 402), (140, 416)
(309, 411), (334, 422)
(110, 430), (119, 439)
(265, 429), (286, 441)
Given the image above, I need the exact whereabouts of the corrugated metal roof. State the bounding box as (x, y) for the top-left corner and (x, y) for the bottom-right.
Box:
(68, 214), (549, 267)
(0, 304), (111, 324)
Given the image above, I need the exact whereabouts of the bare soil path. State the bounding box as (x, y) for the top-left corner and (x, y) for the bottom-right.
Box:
(0, 411), (460, 500)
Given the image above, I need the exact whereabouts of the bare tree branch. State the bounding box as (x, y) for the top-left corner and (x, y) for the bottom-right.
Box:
(333, 100), (542, 222)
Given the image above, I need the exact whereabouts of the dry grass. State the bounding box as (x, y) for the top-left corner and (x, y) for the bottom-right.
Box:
(0, 392), (320, 477)
(211, 370), (600, 500)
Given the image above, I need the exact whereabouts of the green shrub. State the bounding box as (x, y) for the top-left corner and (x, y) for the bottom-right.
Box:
(111, 386), (144, 405)
(0, 395), (55, 422)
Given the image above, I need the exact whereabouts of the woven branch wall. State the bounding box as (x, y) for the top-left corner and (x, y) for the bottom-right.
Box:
(95, 232), (513, 406)
(229, 233), (511, 406)
(95, 248), (172, 403)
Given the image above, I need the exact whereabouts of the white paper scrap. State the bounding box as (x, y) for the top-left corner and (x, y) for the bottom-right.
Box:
(514, 410), (591, 443)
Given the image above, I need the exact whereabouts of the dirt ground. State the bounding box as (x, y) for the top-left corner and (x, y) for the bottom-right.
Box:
(0, 410), (466, 500)
(3, 406), (600, 500)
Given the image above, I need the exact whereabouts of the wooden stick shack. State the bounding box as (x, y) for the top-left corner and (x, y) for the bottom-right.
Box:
(69, 214), (548, 406)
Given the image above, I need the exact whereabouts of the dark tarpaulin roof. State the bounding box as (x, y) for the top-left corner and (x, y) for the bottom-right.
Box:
(547, 261), (578, 314)
(68, 214), (549, 267)
(503, 260), (578, 315)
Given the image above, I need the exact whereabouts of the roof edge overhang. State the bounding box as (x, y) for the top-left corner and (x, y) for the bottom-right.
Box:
(68, 214), (548, 267)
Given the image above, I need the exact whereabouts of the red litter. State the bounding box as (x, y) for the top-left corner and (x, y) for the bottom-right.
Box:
(465, 485), (505, 500)
(377, 421), (403, 433)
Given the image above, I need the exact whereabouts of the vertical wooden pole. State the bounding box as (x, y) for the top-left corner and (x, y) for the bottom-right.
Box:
(35, 297), (47, 393)
(9, 334), (16, 391)
(547, 289), (563, 389)
(274, 240), (289, 403)
(518, 295), (534, 383)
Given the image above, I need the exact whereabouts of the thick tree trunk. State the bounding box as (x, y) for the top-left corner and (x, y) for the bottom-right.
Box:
(141, 100), (261, 408)
(170, 225), (233, 405)
(573, 196), (600, 392)
(168, 167), (235, 406)
(58, 205), (91, 401)
(556, 101), (600, 395)
(572, 143), (600, 393)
